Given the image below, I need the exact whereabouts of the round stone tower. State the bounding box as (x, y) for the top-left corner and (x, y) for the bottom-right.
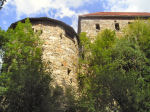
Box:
(10, 17), (79, 105)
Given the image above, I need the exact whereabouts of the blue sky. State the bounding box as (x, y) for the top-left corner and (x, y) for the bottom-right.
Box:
(0, 0), (150, 31)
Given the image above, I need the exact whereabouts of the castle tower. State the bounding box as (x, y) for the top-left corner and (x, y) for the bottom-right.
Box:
(10, 17), (79, 96)
(78, 12), (150, 38)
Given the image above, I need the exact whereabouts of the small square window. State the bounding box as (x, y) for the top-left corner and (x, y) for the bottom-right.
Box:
(60, 33), (63, 39)
(96, 24), (100, 30)
(128, 22), (132, 24)
(67, 68), (71, 75)
(32, 28), (35, 32)
(115, 23), (120, 31)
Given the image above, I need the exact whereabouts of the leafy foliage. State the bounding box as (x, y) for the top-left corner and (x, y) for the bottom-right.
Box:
(0, 18), (150, 112)
(78, 23), (150, 112)
(0, 19), (52, 112)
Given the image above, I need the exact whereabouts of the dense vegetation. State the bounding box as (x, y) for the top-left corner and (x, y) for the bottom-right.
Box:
(0, 19), (150, 112)
(78, 20), (150, 112)
(0, 19), (54, 112)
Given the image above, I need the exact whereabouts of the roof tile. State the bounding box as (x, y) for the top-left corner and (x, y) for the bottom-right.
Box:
(80, 12), (150, 17)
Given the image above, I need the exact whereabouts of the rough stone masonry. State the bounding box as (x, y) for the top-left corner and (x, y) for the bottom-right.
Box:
(10, 17), (79, 94)
(9, 12), (150, 111)
(78, 12), (150, 39)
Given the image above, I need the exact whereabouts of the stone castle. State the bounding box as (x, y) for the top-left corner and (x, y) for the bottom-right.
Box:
(9, 12), (150, 109)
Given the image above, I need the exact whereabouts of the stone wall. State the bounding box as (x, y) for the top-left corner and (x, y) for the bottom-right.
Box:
(80, 19), (134, 39)
(32, 21), (79, 91)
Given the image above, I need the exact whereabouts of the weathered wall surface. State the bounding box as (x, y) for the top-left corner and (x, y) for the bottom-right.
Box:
(32, 21), (79, 91)
(80, 19), (134, 38)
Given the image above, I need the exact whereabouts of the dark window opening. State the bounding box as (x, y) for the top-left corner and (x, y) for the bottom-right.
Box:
(96, 24), (100, 30)
(115, 23), (120, 31)
(35, 30), (39, 33)
(32, 28), (34, 31)
(60, 33), (63, 39)
(34, 29), (43, 34)
(128, 22), (132, 24)
(67, 68), (71, 75)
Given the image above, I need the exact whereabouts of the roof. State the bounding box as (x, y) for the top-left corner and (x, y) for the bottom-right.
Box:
(10, 17), (79, 42)
(80, 12), (150, 17)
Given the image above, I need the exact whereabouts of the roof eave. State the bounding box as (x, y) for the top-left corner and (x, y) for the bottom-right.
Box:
(79, 15), (150, 19)
(79, 15), (150, 17)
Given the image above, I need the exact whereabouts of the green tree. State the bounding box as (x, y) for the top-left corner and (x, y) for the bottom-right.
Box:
(78, 30), (117, 112)
(78, 26), (150, 112)
(0, 19), (52, 112)
(123, 20), (150, 112)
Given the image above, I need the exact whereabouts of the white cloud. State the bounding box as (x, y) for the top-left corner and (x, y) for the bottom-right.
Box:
(103, 0), (150, 12)
(6, 0), (92, 18)
(4, 0), (93, 31)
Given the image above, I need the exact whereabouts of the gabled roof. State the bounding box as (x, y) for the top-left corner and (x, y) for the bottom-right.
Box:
(80, 12), (150, 17)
